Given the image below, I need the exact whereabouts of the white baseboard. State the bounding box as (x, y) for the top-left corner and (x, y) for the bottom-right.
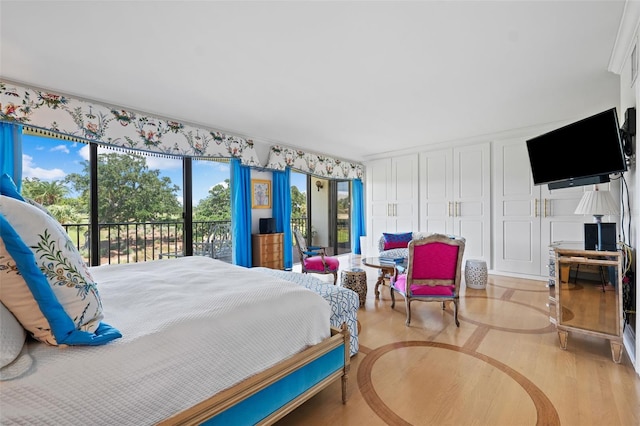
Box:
(487, 270), (547, 282)
(623, 324), (637, 374)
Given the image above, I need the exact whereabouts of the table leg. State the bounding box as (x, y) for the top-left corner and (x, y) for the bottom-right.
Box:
(374, 267), (396, 298)
(610, 340), (624, 364)
(374, 275), (385, 298)
(557, 330), (568, 350)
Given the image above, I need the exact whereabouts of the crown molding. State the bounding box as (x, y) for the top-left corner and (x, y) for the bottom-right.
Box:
(609, 1), (640, 75)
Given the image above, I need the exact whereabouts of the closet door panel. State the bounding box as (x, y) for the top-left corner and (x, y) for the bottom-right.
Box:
(419, 149), (454, 235)
(493, 139), (540, 275)
(391, 155), (418, 203)
(458, 219), (487, 261)
(454, 143), (491, 265)
(502, 220), (535, 263)
(455, 146), (488, 199)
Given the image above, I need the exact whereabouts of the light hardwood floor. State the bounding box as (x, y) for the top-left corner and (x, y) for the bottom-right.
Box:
(278, 254), (640, 426)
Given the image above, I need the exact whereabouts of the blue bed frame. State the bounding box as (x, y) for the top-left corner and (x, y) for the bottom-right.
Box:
(160, 325), (351, 425)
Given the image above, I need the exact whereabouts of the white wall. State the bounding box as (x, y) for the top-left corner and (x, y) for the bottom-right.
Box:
(250, 169), (273, 235)
(310, 177), (329, 247)
(608, 0), (640, 374)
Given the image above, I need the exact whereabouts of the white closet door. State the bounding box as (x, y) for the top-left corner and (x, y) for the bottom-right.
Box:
(493, 139), (541, 275)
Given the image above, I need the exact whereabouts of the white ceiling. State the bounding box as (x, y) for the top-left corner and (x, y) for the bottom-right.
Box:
(0, 1), (627, 163)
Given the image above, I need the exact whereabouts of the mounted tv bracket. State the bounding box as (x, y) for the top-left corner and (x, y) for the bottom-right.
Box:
(620, 106), (635, 166)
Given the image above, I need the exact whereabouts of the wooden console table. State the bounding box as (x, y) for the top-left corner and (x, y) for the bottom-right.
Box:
(552, 243), (624, 363)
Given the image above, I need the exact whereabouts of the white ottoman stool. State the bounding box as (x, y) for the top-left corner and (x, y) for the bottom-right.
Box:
(465, 259), (487, 290)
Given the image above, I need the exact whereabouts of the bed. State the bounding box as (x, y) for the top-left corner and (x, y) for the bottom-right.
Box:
(0, 256), (351, 425)
(252, 267), (360, 356)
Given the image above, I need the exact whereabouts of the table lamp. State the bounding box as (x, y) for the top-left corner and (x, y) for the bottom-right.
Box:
(574, 187), (619, 250)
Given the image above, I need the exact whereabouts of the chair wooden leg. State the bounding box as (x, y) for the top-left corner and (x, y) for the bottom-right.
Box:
(454, 300), (459, 327)
(332, 271), (337, 285)
(390, 288), (395, 308)
(405, 299), (411, 326)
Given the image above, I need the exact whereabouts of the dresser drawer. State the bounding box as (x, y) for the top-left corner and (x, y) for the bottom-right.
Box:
(257, 243), (282, 256)
(260, 259), (283, 269)
(252, 233), (284, 269)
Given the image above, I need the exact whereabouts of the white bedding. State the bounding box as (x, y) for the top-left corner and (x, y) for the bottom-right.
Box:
(0, 257), (330, 425)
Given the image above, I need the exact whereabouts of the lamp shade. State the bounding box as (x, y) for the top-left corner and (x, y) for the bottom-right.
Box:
(574, 189), (619, 216)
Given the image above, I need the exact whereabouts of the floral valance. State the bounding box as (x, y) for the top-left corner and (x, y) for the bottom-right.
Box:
(266, 145), (363, 180)
(0, 81), (261, 166)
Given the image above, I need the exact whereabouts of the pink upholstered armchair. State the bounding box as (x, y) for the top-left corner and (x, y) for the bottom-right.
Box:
(293, 229), (339, 285)
(390, 234), (465, 326)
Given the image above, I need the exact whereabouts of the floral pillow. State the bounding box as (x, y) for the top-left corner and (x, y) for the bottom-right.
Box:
(382, 232), (413, 250)
(0, 237), (56, 344)
(0, 195), (121, 346)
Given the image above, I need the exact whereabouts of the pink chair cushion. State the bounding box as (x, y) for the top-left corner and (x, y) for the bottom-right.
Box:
(392, 274), (455, 296)
(304, 255), (339, 272)
(411, 243), (459, 280)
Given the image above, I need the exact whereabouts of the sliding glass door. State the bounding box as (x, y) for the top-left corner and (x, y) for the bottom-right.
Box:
(330, 180), (351, 255)
(290, 172), (354, 263)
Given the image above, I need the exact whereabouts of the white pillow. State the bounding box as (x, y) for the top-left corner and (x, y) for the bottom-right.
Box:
(0, 302), (32, 380)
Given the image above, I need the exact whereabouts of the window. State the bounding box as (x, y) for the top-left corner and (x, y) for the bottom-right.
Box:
(21, 132), (232, 265)
(290, 171), (308, 263)
(192, 159), (232, 262)
(22, 133), (90, 262)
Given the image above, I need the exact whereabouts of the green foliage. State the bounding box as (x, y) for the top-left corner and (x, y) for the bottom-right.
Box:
(22, 177), (87, 224)
(22, 177), (69, 206)
(46, 204), (85, 225)
(193, 179), (231, 220)
(291, 185), (306, 218)
(65, 152), (182, 223)
(337, 195), (350, 214)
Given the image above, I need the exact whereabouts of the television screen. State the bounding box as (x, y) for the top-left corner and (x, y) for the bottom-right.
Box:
(526, 108), (627, 188)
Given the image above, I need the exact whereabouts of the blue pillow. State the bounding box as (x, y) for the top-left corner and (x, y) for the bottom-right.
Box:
(0, 173), (24, 201)
(382, 232), (412, 250)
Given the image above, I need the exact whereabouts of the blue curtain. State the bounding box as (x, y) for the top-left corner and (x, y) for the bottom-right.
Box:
(351, 178), (366, 254)
(231, 159), (252, 267)
(272, 168), (292, 270)
(0, 123), (23, 192)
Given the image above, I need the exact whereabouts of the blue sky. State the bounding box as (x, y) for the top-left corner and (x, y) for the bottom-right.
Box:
(22, 134), (307, 205)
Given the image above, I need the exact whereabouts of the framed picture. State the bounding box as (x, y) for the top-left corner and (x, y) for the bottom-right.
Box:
(251, 179), (271, 209)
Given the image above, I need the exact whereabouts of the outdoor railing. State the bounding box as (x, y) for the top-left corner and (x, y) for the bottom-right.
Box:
(291, 217), (307, 234)
(61, 220), (229, 265)
(62, 217), (310, 265)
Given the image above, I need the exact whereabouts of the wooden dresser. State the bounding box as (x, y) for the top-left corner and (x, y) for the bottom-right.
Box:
(252, 233), (284, 270)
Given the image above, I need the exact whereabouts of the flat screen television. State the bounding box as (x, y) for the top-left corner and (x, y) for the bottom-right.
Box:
(526, 108), (627, 189)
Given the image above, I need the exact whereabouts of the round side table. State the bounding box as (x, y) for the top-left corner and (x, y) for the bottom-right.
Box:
(465, 259), (488, 290)
(341, 268), (367, 307)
